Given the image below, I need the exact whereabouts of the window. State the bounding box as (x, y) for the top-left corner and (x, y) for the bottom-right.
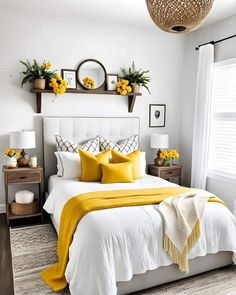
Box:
(208, 58), (236, 179)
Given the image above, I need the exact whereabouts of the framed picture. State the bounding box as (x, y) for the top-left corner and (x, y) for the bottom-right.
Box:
(106, 74), (118, 91)
(61, 69), (77, 89)
(149, 104), (166, 127)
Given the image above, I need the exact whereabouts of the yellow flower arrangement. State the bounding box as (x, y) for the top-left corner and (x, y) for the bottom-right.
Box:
(83, 76), (96, 89)
(160, 149), (179, 159)
(49, 75), (67, 95)
(160, 149), (179, 166)
(4, 149), (21, 158)
(116, 79), (132, 95)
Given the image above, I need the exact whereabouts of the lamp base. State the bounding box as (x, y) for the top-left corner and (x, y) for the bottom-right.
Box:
(154, 149), (164, 166)
(17, 149), (29, 167)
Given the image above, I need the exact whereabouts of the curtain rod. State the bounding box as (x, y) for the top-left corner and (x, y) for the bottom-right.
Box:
(195, 34), (236, 50)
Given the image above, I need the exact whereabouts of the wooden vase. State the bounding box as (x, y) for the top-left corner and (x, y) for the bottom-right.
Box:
(33, 78), (46, 90)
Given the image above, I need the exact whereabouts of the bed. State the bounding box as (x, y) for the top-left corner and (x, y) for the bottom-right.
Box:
(43, 117), (236, 295)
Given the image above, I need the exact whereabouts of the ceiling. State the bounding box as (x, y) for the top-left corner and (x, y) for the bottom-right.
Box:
(4, 0), (236, 31)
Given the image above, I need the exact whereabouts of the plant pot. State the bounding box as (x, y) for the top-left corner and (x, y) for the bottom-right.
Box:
(132, 84), (141, 94)
(33, 78), (46, 90)
(6, 157), (17, 169)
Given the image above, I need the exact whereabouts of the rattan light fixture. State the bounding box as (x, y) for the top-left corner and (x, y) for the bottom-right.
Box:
(146, 0), (214, 33)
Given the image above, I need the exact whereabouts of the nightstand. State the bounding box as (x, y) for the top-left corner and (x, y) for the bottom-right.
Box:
(148, 164), (183, 185)
(2, 166), (44, 225)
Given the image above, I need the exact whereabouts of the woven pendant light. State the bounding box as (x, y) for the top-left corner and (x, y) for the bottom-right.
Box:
(146, 0), (214, 33)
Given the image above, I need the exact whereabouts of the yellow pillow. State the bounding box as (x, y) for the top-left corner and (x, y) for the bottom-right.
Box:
(101, 162), (134, 184)
(78, 149), (110, 182)
(111, 149), (141, 179)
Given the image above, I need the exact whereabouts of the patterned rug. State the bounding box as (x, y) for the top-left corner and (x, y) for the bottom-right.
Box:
(10, 224), (236, 295)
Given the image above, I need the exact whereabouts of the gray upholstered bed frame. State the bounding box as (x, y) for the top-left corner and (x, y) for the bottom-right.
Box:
(43, 116), (233, 295)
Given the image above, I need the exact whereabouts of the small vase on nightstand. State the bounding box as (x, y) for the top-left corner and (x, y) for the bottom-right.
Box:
(7, 157), (17, 169)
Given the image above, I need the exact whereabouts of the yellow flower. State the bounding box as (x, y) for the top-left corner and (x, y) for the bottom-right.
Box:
(91, 83), (96, 89)
(117, 87), (122, 93)
(56, 74), (62, 81)
(124, 80), (129, 86)
(122, 85), (127, 90)
(45, 63), (52, 70)
(121, 89), (127, 95)
(116, 82), (122, 88)
(4, 149), (10, 156)
(8, 149), (15, 157)
(61, 80), (67, 86)
(126, 86), (132, 93)
(15, 151), (21, 157)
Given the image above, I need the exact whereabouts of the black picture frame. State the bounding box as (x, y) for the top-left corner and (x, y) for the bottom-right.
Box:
(149, 104), (166, 127)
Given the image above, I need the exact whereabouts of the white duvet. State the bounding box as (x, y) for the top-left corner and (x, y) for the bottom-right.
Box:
(44, 174), (236, 295)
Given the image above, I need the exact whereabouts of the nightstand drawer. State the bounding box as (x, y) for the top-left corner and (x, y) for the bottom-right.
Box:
(7, 171), (41, 184)
(160, 168), (181, 178)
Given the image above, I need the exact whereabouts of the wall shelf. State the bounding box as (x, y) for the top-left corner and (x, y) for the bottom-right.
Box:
(31, 88), (142, 114)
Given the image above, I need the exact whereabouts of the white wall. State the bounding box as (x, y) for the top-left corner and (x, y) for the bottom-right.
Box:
(180, 14), (236, 210)
(0, 1), (185, 207)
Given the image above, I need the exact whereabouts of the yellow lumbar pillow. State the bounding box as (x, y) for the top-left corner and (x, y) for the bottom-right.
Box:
(101, 162), (134, 184)
(111, 149), (141, 180)
(78, 149), (110, 182)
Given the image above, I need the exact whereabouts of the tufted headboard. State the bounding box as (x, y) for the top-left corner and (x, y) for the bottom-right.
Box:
(43, 116), (140, 183)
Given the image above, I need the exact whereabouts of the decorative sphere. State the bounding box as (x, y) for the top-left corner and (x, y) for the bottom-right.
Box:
(146, 0), (214, 33)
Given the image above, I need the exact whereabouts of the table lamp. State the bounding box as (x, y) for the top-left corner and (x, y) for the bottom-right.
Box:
(150, 134), (169, 166)
(10, 131), (36, 167)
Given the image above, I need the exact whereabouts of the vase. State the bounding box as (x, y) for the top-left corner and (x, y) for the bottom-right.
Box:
(132, 84), (141, 94)
(7, 157), (17, 169)
(164, 158), (173, 166)
(33, 78), (46, 89)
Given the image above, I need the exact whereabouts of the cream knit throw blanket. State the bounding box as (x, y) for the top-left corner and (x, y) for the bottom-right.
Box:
(157, 190), (210, 273)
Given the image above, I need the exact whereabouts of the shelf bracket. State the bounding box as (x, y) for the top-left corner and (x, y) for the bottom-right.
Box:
(128, 95), (136, 113)
(36, 93), (42, 113)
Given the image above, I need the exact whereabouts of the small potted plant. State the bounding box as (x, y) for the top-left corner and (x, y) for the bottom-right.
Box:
(120, 62), (151, 94)
(4, 149), (21, 168)
(20, 60), (56, 89)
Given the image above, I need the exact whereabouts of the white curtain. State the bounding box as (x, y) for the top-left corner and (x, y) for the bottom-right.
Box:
(191, 44), (214, 189)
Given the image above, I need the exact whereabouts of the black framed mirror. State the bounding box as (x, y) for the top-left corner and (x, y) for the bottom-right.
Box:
(77, 59), (107, 90)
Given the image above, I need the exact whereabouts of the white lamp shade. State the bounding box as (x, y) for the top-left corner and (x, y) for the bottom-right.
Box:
(150, 134), (169, 149)
(10, 131), (36, 149)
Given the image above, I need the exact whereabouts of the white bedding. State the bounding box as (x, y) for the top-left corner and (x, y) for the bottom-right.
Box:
(44, 174), (236, 295)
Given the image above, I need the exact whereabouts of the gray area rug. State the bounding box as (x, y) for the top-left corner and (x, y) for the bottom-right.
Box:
(10, 224), (236, 295)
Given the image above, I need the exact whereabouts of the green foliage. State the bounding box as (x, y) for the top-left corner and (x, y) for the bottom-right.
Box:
(19, 59), (56, 87)
(120, 62), (151, 93)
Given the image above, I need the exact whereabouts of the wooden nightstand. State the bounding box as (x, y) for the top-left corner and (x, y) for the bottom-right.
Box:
(2, 166), (44, 225)
(148, 164), (183, 185)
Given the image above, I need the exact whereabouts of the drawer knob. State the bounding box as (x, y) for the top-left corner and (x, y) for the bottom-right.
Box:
(19, 176), (27, 179)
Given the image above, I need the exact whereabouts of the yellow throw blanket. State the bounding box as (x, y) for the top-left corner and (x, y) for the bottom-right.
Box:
(40, 187), (223, 291)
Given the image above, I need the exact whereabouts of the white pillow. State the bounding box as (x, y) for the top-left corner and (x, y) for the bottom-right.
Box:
(140, 152), (146, 177)
(55, 152), (81, 179)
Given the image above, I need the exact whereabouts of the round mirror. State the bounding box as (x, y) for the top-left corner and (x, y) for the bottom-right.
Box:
(77, 59), (107, 90)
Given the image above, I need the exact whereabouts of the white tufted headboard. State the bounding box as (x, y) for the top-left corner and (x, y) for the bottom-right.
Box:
(43, 116), (140, 183)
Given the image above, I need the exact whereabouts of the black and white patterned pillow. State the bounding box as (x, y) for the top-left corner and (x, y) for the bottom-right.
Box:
(55, 135), (99, 153)
(99, 135), (138, 155)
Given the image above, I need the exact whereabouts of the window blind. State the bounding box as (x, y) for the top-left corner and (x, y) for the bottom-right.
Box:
(208, 59), (236, 179)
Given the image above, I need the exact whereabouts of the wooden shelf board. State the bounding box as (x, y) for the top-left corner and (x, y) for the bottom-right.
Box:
(31, 88), (141, 96)
(8, 205), (42, 220)
(31, 88), (141, 113)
